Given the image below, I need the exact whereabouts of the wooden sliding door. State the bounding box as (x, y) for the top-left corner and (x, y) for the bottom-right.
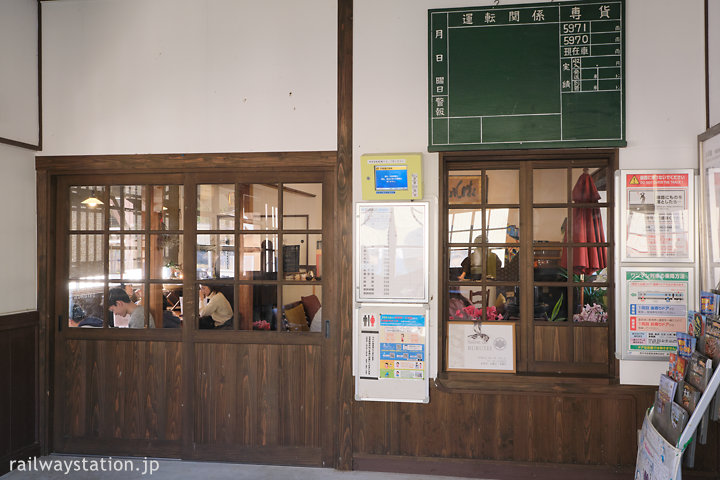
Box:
(46, 154), (338, 466)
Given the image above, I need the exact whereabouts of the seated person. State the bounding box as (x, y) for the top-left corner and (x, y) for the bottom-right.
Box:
(458, 236), (502, 280)
(162, 296), (181, 328)
(108, 287), (155, 328)
(198, 284), (233, 329)
(69, 304), (103, 327)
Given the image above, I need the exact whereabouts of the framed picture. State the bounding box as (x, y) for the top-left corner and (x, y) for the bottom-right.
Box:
(446, 321), (516, 373)
(448, 175), (482, 204)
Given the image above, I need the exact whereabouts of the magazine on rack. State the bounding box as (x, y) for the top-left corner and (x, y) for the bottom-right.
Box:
(686, 351), (712, 391)
(652, 374), (677, 439)
(677, 332), (697, 360)
(668, 353), (687, 383)
(700, 291), (720, 315)
(667, 401), (689, 447)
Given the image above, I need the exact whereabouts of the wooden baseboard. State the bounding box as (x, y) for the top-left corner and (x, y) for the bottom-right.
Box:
(353, 454), (635, 480)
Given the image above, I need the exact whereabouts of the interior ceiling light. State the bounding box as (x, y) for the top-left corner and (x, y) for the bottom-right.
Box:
(81, 190), (104, 207)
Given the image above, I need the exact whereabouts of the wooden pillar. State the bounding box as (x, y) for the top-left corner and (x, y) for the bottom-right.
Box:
(336, 0), (353, 470)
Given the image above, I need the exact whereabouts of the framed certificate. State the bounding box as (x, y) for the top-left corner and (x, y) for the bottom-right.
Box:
(446, 321), (516, 373)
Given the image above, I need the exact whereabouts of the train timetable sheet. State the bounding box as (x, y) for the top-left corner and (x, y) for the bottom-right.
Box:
(620, 269), (693, 359)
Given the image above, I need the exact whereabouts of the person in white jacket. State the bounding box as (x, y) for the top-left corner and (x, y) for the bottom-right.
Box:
(198, 284), (233, 329)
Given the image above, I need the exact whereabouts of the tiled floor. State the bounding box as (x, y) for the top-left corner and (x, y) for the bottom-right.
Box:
(2, 455), (486, 480)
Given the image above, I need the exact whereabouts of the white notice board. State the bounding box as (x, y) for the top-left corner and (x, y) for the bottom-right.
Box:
(355, 202), (429, 303)
(619, 170), (694, 263)
(618, 267), (695, 360)
(354, 304), (429, 403)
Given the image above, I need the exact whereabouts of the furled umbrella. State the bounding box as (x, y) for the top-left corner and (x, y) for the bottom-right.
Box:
(561, 168), (607, 275)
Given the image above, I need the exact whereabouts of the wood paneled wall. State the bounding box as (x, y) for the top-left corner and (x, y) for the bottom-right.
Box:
(57, 340), (183, 455)
(352, 385), (720, 478)
(194, 343), (321, 448)
(0, 311), (40, 476)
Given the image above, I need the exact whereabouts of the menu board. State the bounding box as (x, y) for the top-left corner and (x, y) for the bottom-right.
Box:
(619, 268), (694, 359)
(429, 1), (625, 151)
(355, 203), (428, 303)
(355, 304), (429, 403)
(620, 170), (694, 262)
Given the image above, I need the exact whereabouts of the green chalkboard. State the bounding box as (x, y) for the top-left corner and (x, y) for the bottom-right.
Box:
(429, 1), (625, 151)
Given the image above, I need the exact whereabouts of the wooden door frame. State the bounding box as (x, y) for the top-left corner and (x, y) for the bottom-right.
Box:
(36, 152), (345, 466)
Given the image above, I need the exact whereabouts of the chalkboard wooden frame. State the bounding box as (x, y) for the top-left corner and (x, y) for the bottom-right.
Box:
(429, 0), (626, 151)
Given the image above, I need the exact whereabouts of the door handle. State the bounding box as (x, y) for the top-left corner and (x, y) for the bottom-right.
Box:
(325, 320), (330, 338)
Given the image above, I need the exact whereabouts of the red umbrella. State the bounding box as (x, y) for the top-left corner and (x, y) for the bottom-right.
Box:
(561, 169), (607, 275)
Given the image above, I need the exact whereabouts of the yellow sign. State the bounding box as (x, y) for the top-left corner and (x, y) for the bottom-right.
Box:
(361, 153), (423, 200)
(629, 175), (639, 185)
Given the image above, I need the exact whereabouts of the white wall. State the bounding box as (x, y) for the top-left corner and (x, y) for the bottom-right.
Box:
(0, 0), (39, 146)
(0, 143), (37, 314)
(41, 0), (337, 155)
(354, 0), (707, 386)
(0, 0), (39, 315)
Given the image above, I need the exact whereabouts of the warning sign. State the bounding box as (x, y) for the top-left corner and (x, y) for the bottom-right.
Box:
(626, 174), (689, 187)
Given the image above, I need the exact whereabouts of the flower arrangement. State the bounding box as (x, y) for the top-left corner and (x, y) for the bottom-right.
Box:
(450, 304), (503, 321)
(572, 303), (607, 323)
(253, 320), (271, 330)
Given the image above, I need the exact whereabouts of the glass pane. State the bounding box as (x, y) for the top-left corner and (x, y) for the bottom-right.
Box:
(485, 208), (519, 244)
(154, 285), (183, 328)
(534, 247), (564, 281)
(153, 185), (183, 230)
(198, 283), (234, 329)
(283, 183), (323, 230)
(448, 173), (482, 204)
(499, 286), (520, 320)
(240, 184), (278, 230)
(534, 169), (567, 203)
(196, 233), (234, 280)
(108, 283), (152, 328)
(282, 234), (322, 280)
(69, 234), (104, 279)
(448, 209), (482, 244)
(572, 286), (608, 323)
(197, 184), (235, 230)
(108, 234), (145, 280)
(237, 284), (278, 331)
(449, 246), (469, 281)
(448, 287), (509, 321)
(487, 170), (519, 204)
(565, 207), (608, 276)
(70, 185), (105, 230)
(162, 284), (184, 323)
(571, 167), (608, 204)
(151, 234), (183, 279)
(453, 246), (501, 281)
(496, 247), (520, 281)
(68, 282), (104, 328)
(143, 284), (174, 329)
(109, 185), (145, 230)
(535, 286), (568, 322)
(282, 285), (322, 332)
(570, 207), (608, 242)
(533, 208), (568, 242)
(240, 233), (278, 280)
